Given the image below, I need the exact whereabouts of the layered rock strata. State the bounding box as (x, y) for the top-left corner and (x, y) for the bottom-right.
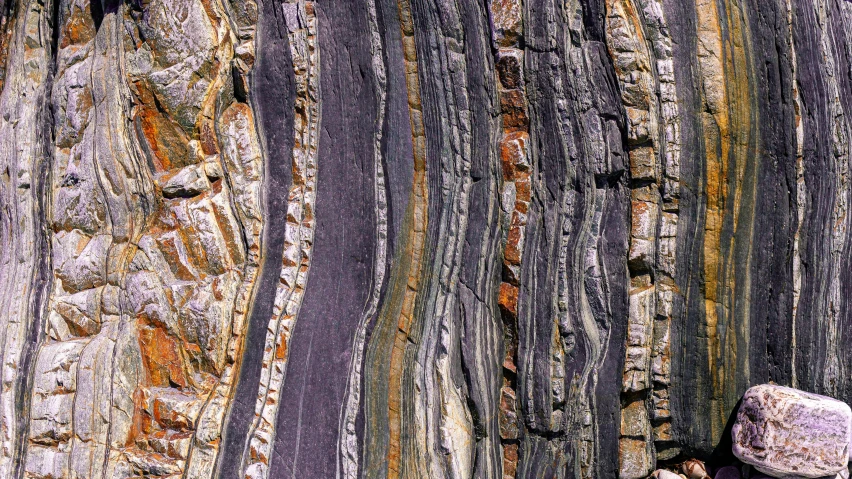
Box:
(0, 0), (851, 477)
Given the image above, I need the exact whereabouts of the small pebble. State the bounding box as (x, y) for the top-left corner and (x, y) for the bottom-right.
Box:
(651, 470), (682, 479)
(682, 459), (710, 479)
(713, 466), (741, 479)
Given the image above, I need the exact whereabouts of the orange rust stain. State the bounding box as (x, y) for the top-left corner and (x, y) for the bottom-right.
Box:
(502, 443), (518, 479)
(197, 0), (223, 31)
(155, 234), (197, 281)
(500, 90), (529, 131)
(207, 189), (245, 266)
(0, 12), (14, 94)
(505, 223), (524, 266)
(493, 14), (528, 477)
(152, 395), (195, 430)
(60, 6), (96, 49)
(631, 200), (650, 233)
(275, 337), (288, 360)
(139, 326), (190, 389)
(498, 283), (519, 317)
(500, 131), (529, 181)
(515, 177), (530, 203)
(501, 153), (517, 182)
(134, 83), (192, 172)
(128, 387), (152, 446)
(249, 443), (269, 464)
(491, 0), (522, 47)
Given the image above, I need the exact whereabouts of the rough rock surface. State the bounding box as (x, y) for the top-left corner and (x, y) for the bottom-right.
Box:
(714, 466), (741, 479)
(0, 0), (850, 477)
(733, 385), (851, 478)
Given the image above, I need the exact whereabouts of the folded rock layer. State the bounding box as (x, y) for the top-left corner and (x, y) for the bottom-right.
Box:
(0, 0), (850, 477)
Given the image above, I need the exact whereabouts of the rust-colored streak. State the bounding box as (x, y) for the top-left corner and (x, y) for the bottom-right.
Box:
(490, 0), (528, 474)
(695, 0), (756, 440)
(139, 326), (190, 389)
(0, 7), (15, 94)
(386, 0), (428, 476)
(60, 5), (96, 49)
(500, 90), (529, 132)
(135, 83), (192, 172)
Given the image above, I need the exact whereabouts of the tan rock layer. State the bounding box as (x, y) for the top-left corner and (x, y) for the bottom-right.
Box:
(604, 0), (682, 473)
(0, 0), (53, 475)
(383, 0), (429, 476)
(694, 0), (759, 441)
(12, 0), (265, 476)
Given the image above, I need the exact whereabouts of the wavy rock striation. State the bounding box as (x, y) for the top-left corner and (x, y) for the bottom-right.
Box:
(0, 0), (851, 477)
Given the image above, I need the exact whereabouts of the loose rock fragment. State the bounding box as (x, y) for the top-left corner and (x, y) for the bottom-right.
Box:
(651, 470), (683, 479)
(160, 165), (210, 198)
(681, 459), (709, 479)
(732, 384), (851, 478)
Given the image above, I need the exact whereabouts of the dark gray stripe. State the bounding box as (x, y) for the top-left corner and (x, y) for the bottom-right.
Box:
(216, 0), (296, 474)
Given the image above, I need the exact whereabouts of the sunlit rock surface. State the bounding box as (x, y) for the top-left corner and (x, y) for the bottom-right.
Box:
(733, 385), (851, 478)
(0, 0), (851, 477)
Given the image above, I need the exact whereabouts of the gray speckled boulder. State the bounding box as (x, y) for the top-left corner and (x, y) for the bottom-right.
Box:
(732, 384), (851, 478)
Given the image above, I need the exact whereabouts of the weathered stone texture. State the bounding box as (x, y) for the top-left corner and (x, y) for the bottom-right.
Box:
(0, 0), (851, 477)
(733, 385), (851, 478)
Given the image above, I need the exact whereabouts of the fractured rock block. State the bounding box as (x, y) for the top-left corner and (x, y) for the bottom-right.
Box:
(619, 437), (653, 479)
(160, 164), (210, 198)
(732, 384), (851, 478)
(623, 285), (654, 392)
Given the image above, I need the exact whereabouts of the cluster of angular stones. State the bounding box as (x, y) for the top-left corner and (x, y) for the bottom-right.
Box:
(604, 0), (681, 475)
(490, 0), (529, 476)
(20, 0), (265, 477)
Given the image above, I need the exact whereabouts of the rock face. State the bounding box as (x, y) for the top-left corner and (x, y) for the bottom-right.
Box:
(0, 0), (851, 477)
(733, 385), (851, 478)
